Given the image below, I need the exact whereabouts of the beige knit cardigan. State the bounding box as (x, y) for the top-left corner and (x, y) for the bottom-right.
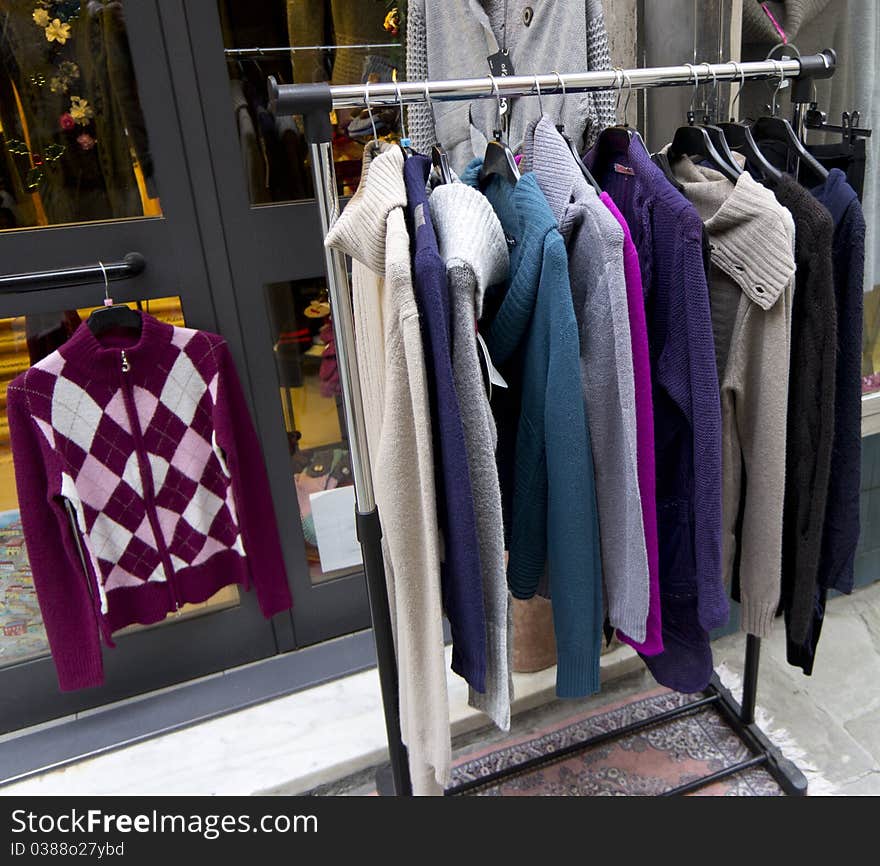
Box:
(326, 144), (450, 796)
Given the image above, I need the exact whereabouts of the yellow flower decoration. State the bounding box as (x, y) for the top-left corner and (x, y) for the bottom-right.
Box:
(49, 77), (65, 94)
(45, 18), (71, 44)
(69, 96), (94, 125)
(32, 8), (50, 27)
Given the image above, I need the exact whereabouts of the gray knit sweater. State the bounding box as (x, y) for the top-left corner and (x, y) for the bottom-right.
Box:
(664, 151), (797, 637)
(522, 116), (649, 642)
(429, 179), (512, 732)
(406, 0), (616, 173)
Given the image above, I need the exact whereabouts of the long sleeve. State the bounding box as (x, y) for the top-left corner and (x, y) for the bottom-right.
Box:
(212, 341), (292, 618)
(658, 228), (726, 632)
(7, 379), (104, 691)
(405, 0), (434, 154)
(724, 296), (792, 637)
(377, 312), (451, 795)
(786, 238), (838, 644)
(542, 234), (603, 698)
(574, 212), (648, 643)
(819, 203), (866, 594)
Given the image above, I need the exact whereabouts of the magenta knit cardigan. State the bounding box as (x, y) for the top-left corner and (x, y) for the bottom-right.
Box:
(600, 193), (663, 656)
(6, 314), (292, 691)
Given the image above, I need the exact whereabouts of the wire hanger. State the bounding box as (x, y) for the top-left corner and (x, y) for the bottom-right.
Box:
(551, 71), (602, 193)
(669, 63), (740, 182)
(479, 75), (520, 187)
(364, 79), (380, 152)
(592, 68), (635, 166)
(424, 82), (453, 184)
(395, 79), (412, 159)
(718, 61), (783, 182)
(87, 261), (143, 337)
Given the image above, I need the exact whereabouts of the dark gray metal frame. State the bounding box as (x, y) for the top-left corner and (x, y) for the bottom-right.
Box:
(179, 0), (371, 645)
(0, 0), (306, 735)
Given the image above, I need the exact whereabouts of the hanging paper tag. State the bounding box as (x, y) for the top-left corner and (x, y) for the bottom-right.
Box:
(487, 50), (514, 119)
(613, 163), (635, 176)
(477, 330), (508, 401)
(487, 48), (515, 78)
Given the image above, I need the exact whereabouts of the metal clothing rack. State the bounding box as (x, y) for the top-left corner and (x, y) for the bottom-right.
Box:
(269, 50), (837, 798)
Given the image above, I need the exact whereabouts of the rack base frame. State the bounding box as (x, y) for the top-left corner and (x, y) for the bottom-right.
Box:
(283, 53), (837, 798)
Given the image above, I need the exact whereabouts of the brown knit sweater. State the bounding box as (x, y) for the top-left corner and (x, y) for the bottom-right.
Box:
(768, 175), (837, 645)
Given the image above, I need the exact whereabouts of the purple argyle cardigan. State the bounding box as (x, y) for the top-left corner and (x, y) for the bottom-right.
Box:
(7, 313), (292, 691)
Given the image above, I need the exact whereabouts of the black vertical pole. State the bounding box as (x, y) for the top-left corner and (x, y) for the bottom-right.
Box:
(741, 634), (761, 725)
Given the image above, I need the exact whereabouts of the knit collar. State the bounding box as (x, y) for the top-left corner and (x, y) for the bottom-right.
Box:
(661, 149), (796, 310)
(521, 115), (601, 228)
(428, 180), (509, 319)
(60, 311), (173, 377)
(461, 159), (559, 362)
(582, 130), (673, 214)
(811, 167), (858, 228)
(325, 142), (406, 275)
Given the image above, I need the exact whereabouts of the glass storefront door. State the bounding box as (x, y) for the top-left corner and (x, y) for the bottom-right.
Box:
(0, 0), (295, 734)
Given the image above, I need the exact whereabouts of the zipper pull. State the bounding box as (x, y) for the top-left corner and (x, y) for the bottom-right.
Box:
(121, 349), (130, 373)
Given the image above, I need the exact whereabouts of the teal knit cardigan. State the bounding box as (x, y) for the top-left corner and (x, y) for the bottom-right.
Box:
(463, 163), (603, 698)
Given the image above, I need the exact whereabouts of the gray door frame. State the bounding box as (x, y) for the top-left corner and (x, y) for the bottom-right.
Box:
(178, 0), (371, 646)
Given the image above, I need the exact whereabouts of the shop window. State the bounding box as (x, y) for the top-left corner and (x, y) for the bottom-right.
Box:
(0, 1), (160, 231)
(265, 279), (361, 584)
(219, 0), (406, 203)
(0, 298), (238, 671)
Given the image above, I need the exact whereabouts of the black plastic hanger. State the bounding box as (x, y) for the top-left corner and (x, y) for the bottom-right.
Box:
(750, 60), (828, 180)
(668, 64), (739, 182)
(87, 262), (143, 337)
(423, 83), (452, 184)
(479, 76), (520, 187)
(717, 121), (783, 181)
(752, 115), (829, 180)
(551, 72), (601, 193)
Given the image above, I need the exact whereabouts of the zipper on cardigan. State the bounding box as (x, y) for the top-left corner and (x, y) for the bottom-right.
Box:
(119, 355), (181, 614)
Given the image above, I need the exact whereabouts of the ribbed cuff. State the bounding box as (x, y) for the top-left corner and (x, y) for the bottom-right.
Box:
(610, 606), (648, 646)
(741, 598), (778, 638)
(451, 648), (486, 696)
(57, 652), (104, 692)
(256, 583), (294, 619)
(555, 648), (600, 699)
(467, 623), (512, 732)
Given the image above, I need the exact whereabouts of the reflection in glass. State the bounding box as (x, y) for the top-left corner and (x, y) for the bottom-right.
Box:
(0, 298), (237, 670)
(220, 0), (405, 203)
(0, 0), (160, 230)
(266, 279), (361, 584)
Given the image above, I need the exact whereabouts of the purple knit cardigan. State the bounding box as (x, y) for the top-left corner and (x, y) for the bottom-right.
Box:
(7, 313), (292, 690)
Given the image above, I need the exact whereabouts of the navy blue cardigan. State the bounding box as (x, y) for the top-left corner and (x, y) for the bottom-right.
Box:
(403, 154), (487, 693)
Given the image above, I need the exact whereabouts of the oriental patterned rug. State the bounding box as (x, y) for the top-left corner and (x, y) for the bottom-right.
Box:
(450, 687), (785, 796)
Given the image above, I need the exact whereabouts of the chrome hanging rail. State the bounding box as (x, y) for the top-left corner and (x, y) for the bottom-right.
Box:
(269, 49), (835, 113)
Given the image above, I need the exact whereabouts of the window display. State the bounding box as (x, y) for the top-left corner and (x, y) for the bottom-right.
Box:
(0, 0), (159, 230)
